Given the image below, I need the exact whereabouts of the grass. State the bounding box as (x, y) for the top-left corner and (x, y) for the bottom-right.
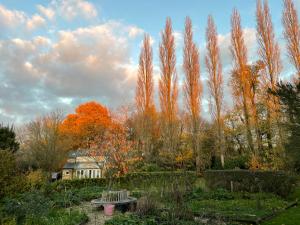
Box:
(262, 205), (300, 225)
(24, 209), (88, 225)
(262, 185), (300, 225)
(189, 198), (288, 221)
(187, 189), (289, 222)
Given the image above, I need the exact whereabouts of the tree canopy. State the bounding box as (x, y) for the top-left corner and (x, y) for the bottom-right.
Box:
(60, 101), (112, 150)
(0, 124), (19, 153)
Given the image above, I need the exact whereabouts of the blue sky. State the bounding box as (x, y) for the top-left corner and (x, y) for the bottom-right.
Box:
(0, 0), (298, 125)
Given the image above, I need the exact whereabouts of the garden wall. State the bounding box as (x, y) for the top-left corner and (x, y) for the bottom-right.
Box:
(204, 170), (297, 197)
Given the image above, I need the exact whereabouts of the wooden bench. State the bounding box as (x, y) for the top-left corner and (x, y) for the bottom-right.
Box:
(91, 190), (137, 211)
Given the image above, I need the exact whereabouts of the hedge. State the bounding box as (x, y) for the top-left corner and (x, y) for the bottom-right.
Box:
(51, 171), (197, 191)
(203, 170), (297, 197)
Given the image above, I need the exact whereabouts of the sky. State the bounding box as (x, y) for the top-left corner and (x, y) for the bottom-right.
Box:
(0, 0), (299, 125)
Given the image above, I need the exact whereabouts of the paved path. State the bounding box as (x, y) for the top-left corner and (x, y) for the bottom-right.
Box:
(72, 202), (112, 225)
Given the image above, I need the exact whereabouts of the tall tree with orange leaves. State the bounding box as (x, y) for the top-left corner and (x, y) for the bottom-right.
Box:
(230, 9), (254, 153)
(60, 101), (112, 150)
(135, 34), (156, 161)
(205, 15), (224, 167)
(159, 17), (179, 159)
(256, 0), (283, 152)
(283, 0), (300, 78)
(183, 17), (202, 172)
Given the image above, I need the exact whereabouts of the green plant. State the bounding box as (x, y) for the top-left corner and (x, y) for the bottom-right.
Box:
(105, 214), (156, 225)
(136, 195), (159, 217)
(0, 151), (27, 198)
(1, 191), (52, 224)
(23, 209), (88, 225)
(26, 169), (49, 190)
(204, 170), (297, 197)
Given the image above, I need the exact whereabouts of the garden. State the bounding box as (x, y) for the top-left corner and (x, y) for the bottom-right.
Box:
(1, 170), (299, 225)
(1, 1), (300, 223)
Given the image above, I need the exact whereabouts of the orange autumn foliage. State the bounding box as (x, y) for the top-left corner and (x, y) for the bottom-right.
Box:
(60, 101), (112, 150)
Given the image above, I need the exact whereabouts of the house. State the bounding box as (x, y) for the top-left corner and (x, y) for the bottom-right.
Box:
(62, 149), (105, 180)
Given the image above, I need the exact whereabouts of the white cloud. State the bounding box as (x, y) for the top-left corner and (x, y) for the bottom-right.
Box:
(128, 26), (143, 38)
(37, 5), (55, 20)
(0, 21), (142, 124)
(173, 31), (183, 47)
(217, 27), (257, 67)
(0, 4), (26, 29)
(0, 4), (46, 33)
(26, 14), (46, 30)
(55, 0), (98, 20)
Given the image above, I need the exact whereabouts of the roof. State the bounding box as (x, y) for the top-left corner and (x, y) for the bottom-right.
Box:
(63, 161), (104, 170)
(68, 149), (104, 158)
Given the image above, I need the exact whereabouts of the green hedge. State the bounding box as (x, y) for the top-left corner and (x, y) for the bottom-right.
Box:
(51, 171), (197, 191)
(204, 170), (297, 197)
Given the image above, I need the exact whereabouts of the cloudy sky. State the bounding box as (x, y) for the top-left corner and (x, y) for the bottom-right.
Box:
(0, 0), (298, 125)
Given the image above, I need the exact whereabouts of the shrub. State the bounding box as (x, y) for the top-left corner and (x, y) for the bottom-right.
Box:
(105, 214), (156, 225)
(204, 170), (297, 197)
(1, 191), (52, 224)
(73, 186), (103, 201)
(50, 190), (81, 208)
(52, 171), (197, 192)
(23, 209), (88, 225)
(224, 156), (249, 169)
(0, 151), (27, 198)
(136, 195), (159, 217)
(26, 170), (49, 190)
(136, 163), (166, 172)
(211, 156), (249, 170)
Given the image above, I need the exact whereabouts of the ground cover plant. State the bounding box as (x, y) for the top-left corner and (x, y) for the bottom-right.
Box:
(104, 175), (299, 225)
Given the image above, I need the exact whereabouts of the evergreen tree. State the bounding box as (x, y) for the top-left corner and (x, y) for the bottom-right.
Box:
(0, 124), (19, 153)
(272, 80), (300, 171)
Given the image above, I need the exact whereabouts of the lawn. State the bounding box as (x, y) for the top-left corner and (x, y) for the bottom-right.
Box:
(186, 188), (289, 223)
(262, 186), (300, 225)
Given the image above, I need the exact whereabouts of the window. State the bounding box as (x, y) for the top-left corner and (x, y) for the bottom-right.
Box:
(89, 170), (92, 178)
(76, 170), (80, 178)
(97, 170), (100, 178)
(66, 171), (69, 175)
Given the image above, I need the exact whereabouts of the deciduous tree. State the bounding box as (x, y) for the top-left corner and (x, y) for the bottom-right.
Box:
(230, 9), (254, 153)
(256, 0), (283, 151)
(60, 101), (112, 150)
(282, 0), (300, 78)
(205, 15), (224, 167)
(159, 17), (179, 159)
(135, 34), (156, 161)
(183, 17), (202, 173)
(23, 111), (67, 172)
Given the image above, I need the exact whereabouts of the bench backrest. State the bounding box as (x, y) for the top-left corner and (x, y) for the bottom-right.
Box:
(101, 190), (128, 202)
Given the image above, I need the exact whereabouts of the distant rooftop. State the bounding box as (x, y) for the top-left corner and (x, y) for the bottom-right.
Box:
(68, 148), (104, 158)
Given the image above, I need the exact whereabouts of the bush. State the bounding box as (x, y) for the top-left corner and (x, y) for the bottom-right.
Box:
(136, 163), (166, 172)
(50, 190), (81, 208)
(225, 156), (249, 169)
(26, 170), (49, 190)
(105, 214), (156, 225)
(211, 156), (249, 170)
(136, 195), (159, 217)
(73, 186), (103, 201)
(0, 151), (27, 198)
(1, 191), (52, 224)
(204, 170), (297, 197)
(23, 209), (88, 225)
(52, 171), (197, 191)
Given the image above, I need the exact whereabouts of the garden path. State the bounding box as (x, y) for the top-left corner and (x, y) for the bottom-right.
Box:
(72, 201), (111, 225)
